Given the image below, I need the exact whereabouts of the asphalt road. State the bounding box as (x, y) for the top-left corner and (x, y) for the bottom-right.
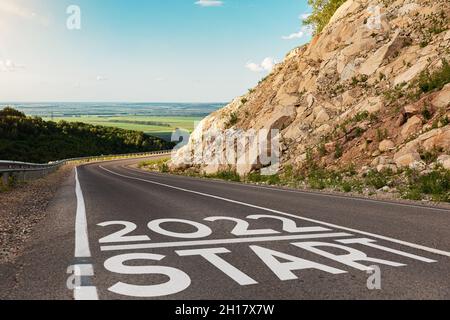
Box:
(3, 156), (450, 300)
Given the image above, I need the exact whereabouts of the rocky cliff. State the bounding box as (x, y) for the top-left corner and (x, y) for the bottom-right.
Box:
(171, 0), (450, 176)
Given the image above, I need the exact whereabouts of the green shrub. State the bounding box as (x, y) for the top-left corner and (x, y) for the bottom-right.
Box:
(246, 172), (281, 185)
(354, 111), (369, 122)
(402, 188), (422, 201)
(418, 59), (450, 93)
(376, 128), (388, 142)
(441, 115), (449, 126)
(139, 157), (171, 172)
(303, 0), (347, 35)
(226, 112), (239, 128)
(419, 148), (439, 164)
(318, 143), (327, 156)
(402, 168), (450, 202)
(213, 169), (241, 182)
(364, 170), (389, 190)
(0, 177), (8, 192)
(334, 143), (343, 159)
(341, 181), (352, 193)
(421, 106), (433, 120)
(7, 175), (17, 187)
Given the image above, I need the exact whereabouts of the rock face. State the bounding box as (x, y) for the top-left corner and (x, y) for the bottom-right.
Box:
(171, 0), (450, 175)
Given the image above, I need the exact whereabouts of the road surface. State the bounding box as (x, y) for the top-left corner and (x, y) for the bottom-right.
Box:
(3, 156), (450, 300)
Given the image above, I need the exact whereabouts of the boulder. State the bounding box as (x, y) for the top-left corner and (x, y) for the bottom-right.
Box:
(422, 126), (450, 151)
(359, 32), (407, 76)
(315, 108), (330, 125)
(409, 160), (427, 171)
(358, 97), (384, 114)
(401, 115), (422, 138)
(395, 152), (421, 167)
(437, 155), (450, 170)
(404, 104), (420, 115)
(431, 84), (450, 108)
(377, 164), (397, 173)
(394, 58), (428, 86)
(276, 92), (298, 106)
(379, 140), (395, 152)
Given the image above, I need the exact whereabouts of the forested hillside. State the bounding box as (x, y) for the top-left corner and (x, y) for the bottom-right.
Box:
(0, 107), (173, 163)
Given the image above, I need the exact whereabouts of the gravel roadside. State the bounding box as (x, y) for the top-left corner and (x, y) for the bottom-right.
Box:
(0, 165), (74, 265)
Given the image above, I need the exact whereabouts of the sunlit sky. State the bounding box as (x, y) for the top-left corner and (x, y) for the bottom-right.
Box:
(0, 0), (312, 102)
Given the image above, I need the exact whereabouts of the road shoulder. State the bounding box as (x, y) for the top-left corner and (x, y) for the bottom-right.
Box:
(0, 166), (77, 299)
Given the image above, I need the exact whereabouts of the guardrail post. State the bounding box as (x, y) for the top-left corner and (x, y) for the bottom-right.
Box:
(1, 172), (8, 187)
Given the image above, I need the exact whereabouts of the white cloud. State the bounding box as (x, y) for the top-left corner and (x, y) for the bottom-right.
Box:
(0, 59), (25, 72)
(195, 0), (224, 7)
(282, 12), (313, 40)
(282, 25), (313, 40)
(245, 57), (276, 73)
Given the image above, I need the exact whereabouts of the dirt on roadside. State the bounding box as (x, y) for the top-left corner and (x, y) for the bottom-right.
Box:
(0, 165), (74, 264)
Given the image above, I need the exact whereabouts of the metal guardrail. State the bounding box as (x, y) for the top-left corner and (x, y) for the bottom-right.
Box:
(0, 150), (172, 186)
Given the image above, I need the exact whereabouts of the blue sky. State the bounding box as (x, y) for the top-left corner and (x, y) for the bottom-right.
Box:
(0, 0), (312, 102)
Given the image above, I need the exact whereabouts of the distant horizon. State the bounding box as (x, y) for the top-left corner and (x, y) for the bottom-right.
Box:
(3, 101), (225, 118)
(1, 101), (229, 104)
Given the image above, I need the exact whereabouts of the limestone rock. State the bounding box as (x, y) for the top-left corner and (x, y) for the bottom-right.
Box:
(395, 152), (421, 167)
(409, 160), (427, 171)
(394, 58), (428, 86)
(422, 126), (450, 151)
(437, 155), (450, 170)
(379, 140), (395, 152)
(315, 108), (330, 125)
(432, 84), (450, 108)
(359, 32), (408, 76)
(401, 116), (422, 138)
(358, 97), (384, 114)
(377, 164), (398, 173)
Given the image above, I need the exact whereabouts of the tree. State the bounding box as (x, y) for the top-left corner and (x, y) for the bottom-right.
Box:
(0, 107), (26, 118)
(0, 107), (174, 162)
(303, 0), (347, 35)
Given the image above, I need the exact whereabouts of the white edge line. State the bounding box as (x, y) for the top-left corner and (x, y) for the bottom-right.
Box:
(101, 232), (353, 251)
(75, 167), (92, 258)
(99, 165), (450, 258)
(74, 167), (99, 300)
(124, 165), (450, 213)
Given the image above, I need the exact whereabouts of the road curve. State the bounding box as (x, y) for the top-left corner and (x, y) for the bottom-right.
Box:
(4, 156), (450, 300)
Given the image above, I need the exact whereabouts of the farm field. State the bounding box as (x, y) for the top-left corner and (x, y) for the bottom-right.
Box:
(42, 115), (202, 141)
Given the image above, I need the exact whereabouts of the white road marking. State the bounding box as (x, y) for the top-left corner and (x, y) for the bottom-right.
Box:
(75, 167), (92, 258)
(124, 166), (450, 213)
(74, 264), (95, 276)
(74, 167), (99, 300)
(74, 287), (99, 301)
(100, 232), (352, 251)
(100, 165), (450, 258)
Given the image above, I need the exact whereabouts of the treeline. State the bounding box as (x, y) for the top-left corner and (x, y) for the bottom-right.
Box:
(108, 119), (172, 127)
(0, 107), (174, 163)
